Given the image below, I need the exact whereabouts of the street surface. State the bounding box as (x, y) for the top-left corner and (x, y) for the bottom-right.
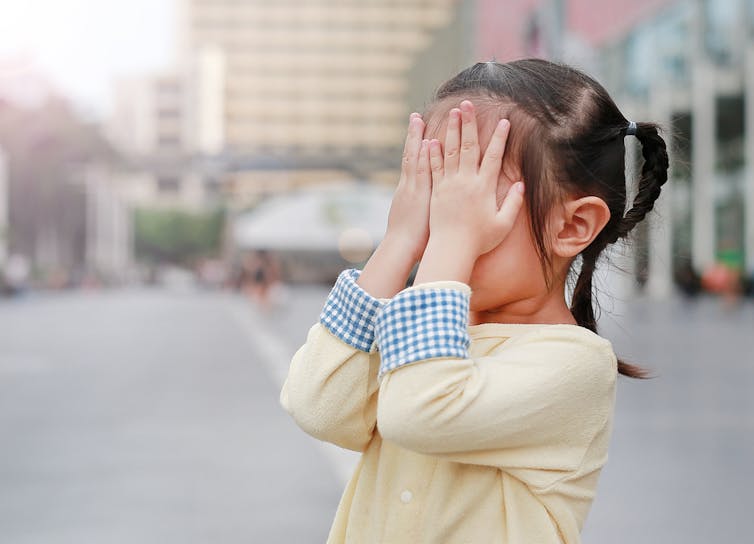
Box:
(0, 288), (341, 543)
(0, 284), (752, 543)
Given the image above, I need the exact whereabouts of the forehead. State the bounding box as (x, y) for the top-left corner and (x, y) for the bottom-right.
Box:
(424, 99), (502, 147)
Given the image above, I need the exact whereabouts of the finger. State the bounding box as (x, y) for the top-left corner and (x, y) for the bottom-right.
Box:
(495, 182), (525, 234)
(444, 108), (461, 174)
(415, 139), (430, 189)
(459, 100), (480, 174)
(429, 139), (444, 185)
(401, 113), (425, 182)
(480, 118), (510, 185)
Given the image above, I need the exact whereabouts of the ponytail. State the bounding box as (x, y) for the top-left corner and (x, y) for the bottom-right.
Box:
(570, 122), (669, 379)
(607, 122), (670, 244)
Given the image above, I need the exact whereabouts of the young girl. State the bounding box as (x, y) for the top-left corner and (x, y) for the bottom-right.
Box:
(280, 59), (669, 543)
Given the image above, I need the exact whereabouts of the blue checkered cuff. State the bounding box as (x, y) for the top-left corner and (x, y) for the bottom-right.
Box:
(375, 286), (471, 378)
(320, 268), (383, 352)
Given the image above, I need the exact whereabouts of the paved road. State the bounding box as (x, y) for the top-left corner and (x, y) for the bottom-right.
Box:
(0, 288), (341, 544)
(1, 285), (752, 543)
(584, 295), (754, 543)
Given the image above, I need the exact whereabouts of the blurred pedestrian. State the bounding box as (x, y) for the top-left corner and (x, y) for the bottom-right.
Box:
(280, 60), (669, 543)
(674, 261), (701, 298)
(239, 249), (281, 310)
(2, 254), (30, 296)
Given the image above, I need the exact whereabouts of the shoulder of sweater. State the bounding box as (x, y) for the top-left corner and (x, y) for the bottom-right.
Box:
(499, 324), (618, 375)
(502, 323), (613, 351)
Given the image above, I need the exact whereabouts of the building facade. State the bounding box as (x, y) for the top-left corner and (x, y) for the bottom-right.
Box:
(108, 72), (216, 212)
(474, 0), (754, 296)
(596, 0), (754, 292)
(181, 0), (458, 158)
(178, 0), (471, 208)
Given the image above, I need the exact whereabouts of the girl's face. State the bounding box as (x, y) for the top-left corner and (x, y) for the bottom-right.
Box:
(426, 107), (554, 321)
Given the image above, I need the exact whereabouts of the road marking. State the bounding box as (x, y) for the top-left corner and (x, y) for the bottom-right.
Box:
(226, 295), (359, 486)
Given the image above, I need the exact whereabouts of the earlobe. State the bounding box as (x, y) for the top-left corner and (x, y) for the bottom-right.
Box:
(552, 197), (611, 258)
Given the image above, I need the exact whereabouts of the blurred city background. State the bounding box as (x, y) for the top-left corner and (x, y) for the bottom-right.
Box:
(0, 0), (752, 542)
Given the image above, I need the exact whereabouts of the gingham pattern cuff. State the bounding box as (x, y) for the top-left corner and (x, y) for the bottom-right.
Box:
(375, 285), (471, 377)
(319, 268), (383, 352)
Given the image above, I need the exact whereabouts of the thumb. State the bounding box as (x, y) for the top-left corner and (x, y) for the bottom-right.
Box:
(494, 182), (525, 235)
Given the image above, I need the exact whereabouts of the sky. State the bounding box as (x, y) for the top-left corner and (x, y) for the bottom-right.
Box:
(0, 0), (176, 118)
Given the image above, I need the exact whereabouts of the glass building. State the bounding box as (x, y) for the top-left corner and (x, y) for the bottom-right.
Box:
(597, 0), (754, 294)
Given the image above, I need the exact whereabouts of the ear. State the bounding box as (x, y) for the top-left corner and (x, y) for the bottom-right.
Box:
(550, 196), (611, 258)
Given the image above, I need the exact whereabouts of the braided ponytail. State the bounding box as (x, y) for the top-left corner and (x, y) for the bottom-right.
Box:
(570, 247), (599, 334)
(570, 122), (669, 379)
(607, 123), (670, 244)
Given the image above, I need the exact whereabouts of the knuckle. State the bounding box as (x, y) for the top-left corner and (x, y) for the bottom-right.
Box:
(461, 140), (477, 152)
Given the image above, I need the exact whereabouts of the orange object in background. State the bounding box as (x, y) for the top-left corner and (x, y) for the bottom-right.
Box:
(701, 262), (740, 295)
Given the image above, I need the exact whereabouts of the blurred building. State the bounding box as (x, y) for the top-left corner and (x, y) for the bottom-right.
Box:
(109, 73), (186, 158)
(476, 0), (671, 63)
(108, 73), (213, 211)
(595, 0), (754, 293)
(0, 149), (7, 266)
(81, 163), (132, 282)
(475, 0), (754, 296)
(179, 0), (467, 206)
(0, 89), (134, 286)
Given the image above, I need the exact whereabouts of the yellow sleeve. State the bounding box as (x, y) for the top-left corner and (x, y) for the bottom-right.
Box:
(374, 282), (617, 488)
(280, 268), (384, 452)
(280, 323), (380, 452)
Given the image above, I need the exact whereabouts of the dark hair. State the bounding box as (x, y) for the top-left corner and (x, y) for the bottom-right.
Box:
(425, 59), (669, 379)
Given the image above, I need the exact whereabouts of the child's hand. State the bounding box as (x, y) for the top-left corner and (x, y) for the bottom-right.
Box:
(427, 101), (524, 259)
(383, 113), (431, 262)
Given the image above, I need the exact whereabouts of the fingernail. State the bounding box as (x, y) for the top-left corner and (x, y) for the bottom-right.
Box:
(499, 119), (509, 129)
(515, 182), (525, 194)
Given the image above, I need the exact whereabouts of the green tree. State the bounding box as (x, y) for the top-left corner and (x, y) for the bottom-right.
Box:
(134, 207), (225, 265)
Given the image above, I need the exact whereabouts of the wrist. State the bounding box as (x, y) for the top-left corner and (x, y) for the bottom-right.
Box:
(380, 233), (424, 262)
(414, 235), (477, 285)
(425, 233), (480, 260)
(357, 236), (418, 299)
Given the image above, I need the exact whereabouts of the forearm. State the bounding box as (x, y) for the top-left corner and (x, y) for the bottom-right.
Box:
(413, 236), (477, 285)
(356, 236), (418, 298)
(281, 323), (379, 452)
(282, 268), (384, 451)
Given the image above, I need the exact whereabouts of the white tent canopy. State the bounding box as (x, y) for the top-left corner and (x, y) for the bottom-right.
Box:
(233, 183), (394, 255)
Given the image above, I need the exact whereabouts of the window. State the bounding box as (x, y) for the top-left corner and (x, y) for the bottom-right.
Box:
(704, 0), (739, 65)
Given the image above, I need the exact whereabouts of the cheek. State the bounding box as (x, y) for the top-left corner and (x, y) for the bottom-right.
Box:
(471, 209), (543, 282)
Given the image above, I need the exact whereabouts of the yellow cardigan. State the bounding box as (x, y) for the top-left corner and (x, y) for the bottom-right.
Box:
(281, 279), (617, 544)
